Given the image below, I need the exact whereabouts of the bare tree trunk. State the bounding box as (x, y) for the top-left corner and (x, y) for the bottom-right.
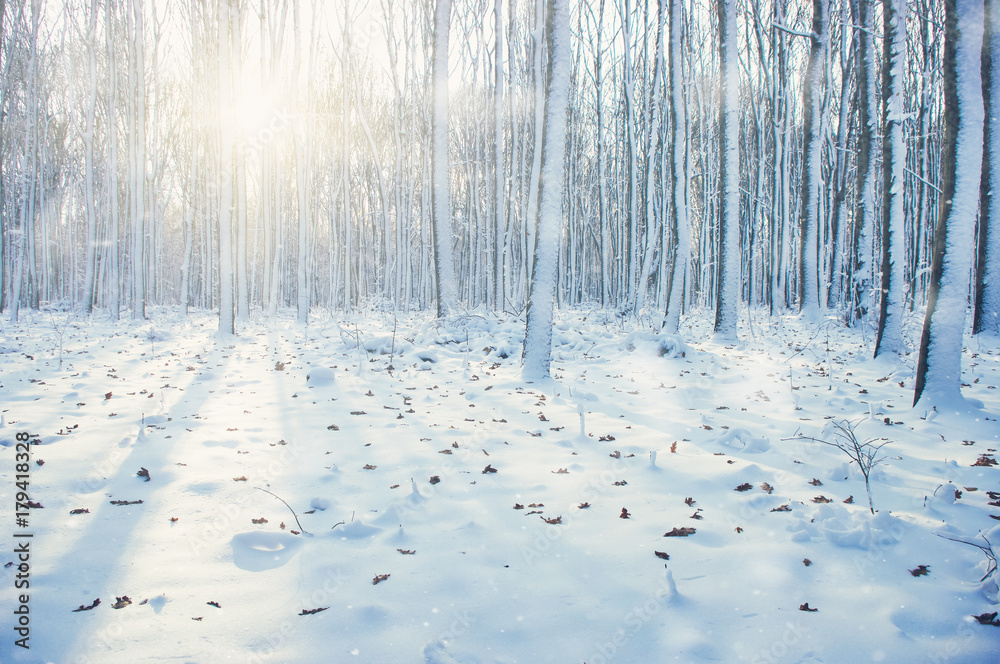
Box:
(797, 0), (829, 315)
(75, 0), (100, 314)
(974, 0), (1000, 334)
(714, 0), (740, 338)
(663, 0), (688, 333)
(106, 0), (120, 318)
(130, 0), (146, 319)
(492, 0), (504, 310)
(913, 0), (985, 407)
(293, 0), (309, 323)
(523, 0), (570, 381)
(432, 0), (458, 316)
(874, 0), (908, 356)
(217, 0), (234, 335)
(850, 0), (876, 324)
(636, 0), (666, 311)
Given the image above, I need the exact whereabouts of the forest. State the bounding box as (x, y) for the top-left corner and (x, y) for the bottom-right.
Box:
(3, 2), (1000, 662)
(0, 0), (998, 395)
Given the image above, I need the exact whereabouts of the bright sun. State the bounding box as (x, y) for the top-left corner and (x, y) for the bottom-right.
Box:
(230, 83), (283, 139)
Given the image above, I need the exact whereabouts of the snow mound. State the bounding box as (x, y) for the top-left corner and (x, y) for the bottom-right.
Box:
(618, 331), (687, 358)
(230, 532), (304, 571)
(310, 497), (332, 511)
(336, 520), (381, 539)
(820, 509), (903, 550)
(486, 342), (518, 360)
(714, 427), (770, 453)
(306, 366), (336, 385)
(422, 641), (465, 664)
(413, 349), (439, 364)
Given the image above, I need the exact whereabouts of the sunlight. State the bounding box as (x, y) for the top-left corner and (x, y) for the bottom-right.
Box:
(228, 83), (285, 140)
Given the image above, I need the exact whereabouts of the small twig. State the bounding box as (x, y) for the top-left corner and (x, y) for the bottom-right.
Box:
(772, 21), (815, 39)
(388, 317), (397, 370)
(255, 487), (308, 534)
(936, 533), (997, 582)
(330, 520), (345, 530)
(786, 419), (888, 513)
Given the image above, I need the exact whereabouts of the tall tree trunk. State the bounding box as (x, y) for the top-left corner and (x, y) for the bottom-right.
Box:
(797, 0), (829, 315)
(913, 0), (985, 407)
(235, 4), (249, 322)
(432, 0), (458, 316)
(663, 0), (688, 333)
(974, 0), (1000, 334)
(594, 0), (610, 309)
(131, 0), (146, 319)
(523, 0), (570, 381)
(493, 0), (504, 310)
(217, 0), (235, 335)
(874, 0), (908, 356)
(107, 0), (120, 319)
(850, 0), (876, 324)
(293, 0), (309, 323)
(636, 0), (666, 311)
(713, 0), (740, 338)
(80, 0), (99, 314)
(524, 0), (547, 295)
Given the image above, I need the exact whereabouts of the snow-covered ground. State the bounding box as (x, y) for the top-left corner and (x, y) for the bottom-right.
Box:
(1, 307), (999, 664)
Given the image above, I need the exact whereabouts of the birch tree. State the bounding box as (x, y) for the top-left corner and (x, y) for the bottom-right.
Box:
(432, 0), (458, 317)
(850, 0), (876, 323)
(913, 0), (985, 407)
(662, 0), (688, 333)
(129, 0), (146, 319)
(713, 0), (739, 338)
(76, 0), (99, 314)
(523, 0), (570, 381)
(797, 0), (829, 315)
(217, 0), (235, 335)
(635, 0), (665, 312)
(293, 0), (309, 323)
(974, 0), (1000, 335)
(874, 0), (908, 356)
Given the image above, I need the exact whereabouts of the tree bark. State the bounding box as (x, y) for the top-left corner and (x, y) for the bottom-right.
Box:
(974, 0), (1000, 334)
(797, 0), (828, 316)
(913, 0), (985, 407)
(432, 0), (458, 316)
(874, 0), (908, 356)
(523, 0), (570, 381)
(713, 0), (740, 338)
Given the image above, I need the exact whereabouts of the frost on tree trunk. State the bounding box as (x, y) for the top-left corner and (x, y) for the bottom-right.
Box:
(432, 0), (458, 317)
(662, 0), (688, 334)
(217, 0), (235, 336)
(850, 0), (876, 325)
(294, 0), (309, 324)
(522, 0), (570, 382)
(636, 0), (665, 312)
(131, 0), (146, 320)
(974, 0), (1000, 335)
(80, 0), (99, 314)
(713, 0), (739, 339)
(874, 0), (908, 357)
(913, 0), (985, 408)
(493, 0), (504, 310)
(797, 0), (828, 316)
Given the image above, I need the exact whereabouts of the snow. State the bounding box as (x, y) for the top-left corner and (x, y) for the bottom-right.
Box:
(917, 0), (987, 408)
(982, 0), (1000, 336)
(522, 0), (571, 383)
(1, 307), (999, 663)
(804, 1), (829, 318)
(875, 0), (908, 357)
(432, 0), (459, 316)
(714, 0), (741, 339)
